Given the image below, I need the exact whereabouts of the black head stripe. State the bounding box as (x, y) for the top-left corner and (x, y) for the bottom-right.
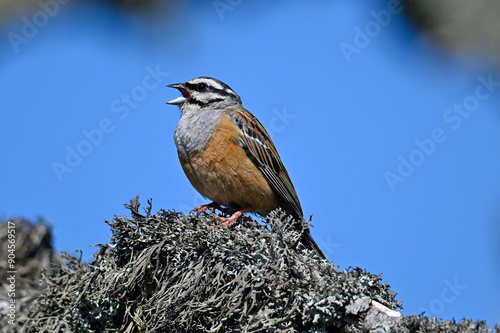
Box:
(185, 82), (236, 97)
(183, 77), (242, 107)
(186, 98), (206, 106)
(187, 97), (224, 107)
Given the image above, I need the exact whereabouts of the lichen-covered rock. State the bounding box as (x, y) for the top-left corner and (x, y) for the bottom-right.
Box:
(23, 197), (401, 332)
(5, 198), (497, 332)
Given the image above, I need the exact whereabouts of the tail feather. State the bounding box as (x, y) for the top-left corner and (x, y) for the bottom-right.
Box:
(300, 230), (327, 260)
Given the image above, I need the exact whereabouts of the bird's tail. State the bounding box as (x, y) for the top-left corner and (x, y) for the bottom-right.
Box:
(300, 229), (327, 260)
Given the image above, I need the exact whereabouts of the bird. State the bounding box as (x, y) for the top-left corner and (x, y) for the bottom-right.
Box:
(166, 77), (326, 260)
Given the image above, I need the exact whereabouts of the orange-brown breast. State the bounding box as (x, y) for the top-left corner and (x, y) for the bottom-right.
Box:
(178, 113), (280, 215)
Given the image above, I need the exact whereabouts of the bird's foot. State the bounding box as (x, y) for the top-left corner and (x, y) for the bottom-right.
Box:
(213, 206), (253, 227)
(190, 202), (221, 217)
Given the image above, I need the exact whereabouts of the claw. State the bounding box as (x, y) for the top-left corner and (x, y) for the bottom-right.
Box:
(213, 205), (252, 227)
(190, 202), (221, 217)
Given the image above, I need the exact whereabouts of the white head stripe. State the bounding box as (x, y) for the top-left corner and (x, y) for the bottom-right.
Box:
(190, 78), (224, 91)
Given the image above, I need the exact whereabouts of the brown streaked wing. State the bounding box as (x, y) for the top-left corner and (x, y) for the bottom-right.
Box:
(226, 107), (303, 218)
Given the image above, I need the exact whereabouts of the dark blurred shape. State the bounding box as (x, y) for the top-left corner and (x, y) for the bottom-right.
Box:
(0, 0), (160, 25)
(0, 218), (59, 332)
(0, 218), (55, 286)
(102, 0), (157, 10)
(403, 0), (500, 64)
(0, 0), (38, 25)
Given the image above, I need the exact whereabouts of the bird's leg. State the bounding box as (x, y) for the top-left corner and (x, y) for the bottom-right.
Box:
(214, 205), (253, 227)
(191, 202), (221, 217)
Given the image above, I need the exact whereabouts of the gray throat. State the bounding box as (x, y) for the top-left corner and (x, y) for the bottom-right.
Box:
(174, 109), (224, 156)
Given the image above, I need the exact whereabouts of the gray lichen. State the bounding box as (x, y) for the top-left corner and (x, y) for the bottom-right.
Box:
(2, 198), (498, 332)
(23, 197), (400, 332)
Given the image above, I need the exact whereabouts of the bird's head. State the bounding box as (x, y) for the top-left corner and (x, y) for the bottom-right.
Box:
(167, 77), (242, 112)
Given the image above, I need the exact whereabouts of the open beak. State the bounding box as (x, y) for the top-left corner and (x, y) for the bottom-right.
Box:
(167, 83), (189, 105)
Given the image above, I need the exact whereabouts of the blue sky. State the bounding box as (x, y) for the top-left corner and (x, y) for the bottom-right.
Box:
(1, 0), (499, 326)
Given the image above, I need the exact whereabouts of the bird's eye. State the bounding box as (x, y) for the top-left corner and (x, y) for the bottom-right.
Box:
(197, 83), (208, 91)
